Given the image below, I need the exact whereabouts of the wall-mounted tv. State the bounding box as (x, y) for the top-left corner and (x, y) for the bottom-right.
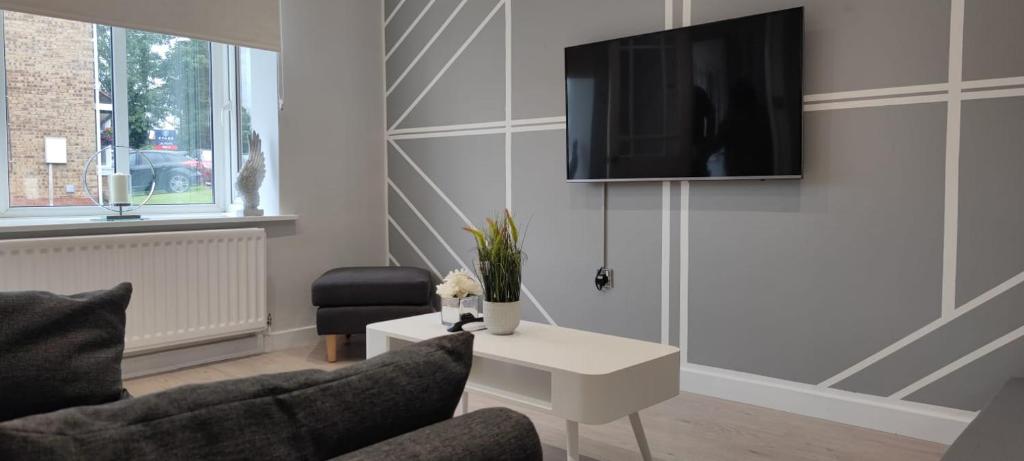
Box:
(565, 8), (803, 182)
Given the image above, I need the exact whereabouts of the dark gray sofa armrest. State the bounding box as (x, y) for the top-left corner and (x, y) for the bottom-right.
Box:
(334, 408), (542, 461)
(941, 378), (1024, 461)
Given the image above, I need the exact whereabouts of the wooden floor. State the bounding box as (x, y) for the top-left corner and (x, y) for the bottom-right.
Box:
(125, 337), (947, 461)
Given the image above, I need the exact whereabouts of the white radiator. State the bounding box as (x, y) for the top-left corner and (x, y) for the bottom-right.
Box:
(0, 228), (267, 354)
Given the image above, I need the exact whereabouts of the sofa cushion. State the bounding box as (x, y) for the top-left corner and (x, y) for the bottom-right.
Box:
(0, 283), (132, 422)
(941, 378), (1024, 461)
(333, 408), (542, 461)
(0, 332), (475, 461)
(312, 266), (433, 307)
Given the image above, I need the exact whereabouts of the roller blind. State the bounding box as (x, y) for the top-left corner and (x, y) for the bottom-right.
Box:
(0, 0), (280, 51)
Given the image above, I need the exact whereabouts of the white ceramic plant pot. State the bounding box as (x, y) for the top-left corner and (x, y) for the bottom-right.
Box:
(482, 300), (520, 335)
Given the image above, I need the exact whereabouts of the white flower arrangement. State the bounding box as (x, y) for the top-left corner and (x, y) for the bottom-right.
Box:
(435, 269), (483, 299)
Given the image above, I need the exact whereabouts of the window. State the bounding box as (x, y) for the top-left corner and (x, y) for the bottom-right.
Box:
(0, 11), (260, 216)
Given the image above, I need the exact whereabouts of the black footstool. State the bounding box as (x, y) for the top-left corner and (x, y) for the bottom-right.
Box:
(312, 266), (434, 362)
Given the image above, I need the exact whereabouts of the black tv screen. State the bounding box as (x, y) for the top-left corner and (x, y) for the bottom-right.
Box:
(565, 8), (803, 181)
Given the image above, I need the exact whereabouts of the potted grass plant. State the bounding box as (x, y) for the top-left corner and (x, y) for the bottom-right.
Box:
(464, 210), (523, 335)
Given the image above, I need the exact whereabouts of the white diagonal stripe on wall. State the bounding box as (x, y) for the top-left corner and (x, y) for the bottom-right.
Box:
(385, 0), (436, 60)
(384, 0), (407, 27)
(390, 140), (559, 326)
(388, 216), (442, 278)
(388, 254), (401, 266)
(819, 269), (1024, 389)
(891, 323), (1024, 400)
(389, 139), (473, 226)
(521, 285), (557, 326)
(387, 0), (468, 96)
(389, 178), (473, 273)
(390, 0), (505, 130)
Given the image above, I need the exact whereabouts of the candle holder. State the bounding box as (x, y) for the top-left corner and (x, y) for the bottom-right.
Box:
(81, 148), (156, 221)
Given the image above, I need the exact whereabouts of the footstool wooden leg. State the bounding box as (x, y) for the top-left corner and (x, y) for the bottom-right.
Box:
(326, 334), (338, 363)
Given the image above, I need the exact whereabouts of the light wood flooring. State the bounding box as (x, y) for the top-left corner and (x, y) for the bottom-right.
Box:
(124, 337), (947, 461)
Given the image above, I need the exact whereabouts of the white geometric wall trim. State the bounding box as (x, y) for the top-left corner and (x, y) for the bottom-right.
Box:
(891, 322), (1024, 400)
(820, 269), (1024, 389)
(386, 0), (436, 61)
(388, 139), (558, 325)
(390, 0), (504, 130)
(389, 178), (474, 273)
(386, 0), (469, 97)
(818, 0), (1024, 399)
(384, 0), (407, 26)
(384, 0), (1024, 432)
(388, 216), (441, 277)
(941, 0), (965, 320)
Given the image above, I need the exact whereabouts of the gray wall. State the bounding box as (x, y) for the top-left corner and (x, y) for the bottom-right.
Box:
(273, 0), (387, 331)
(384, 0), (1024, 413)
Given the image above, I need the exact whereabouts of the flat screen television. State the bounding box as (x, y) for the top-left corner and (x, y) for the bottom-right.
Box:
(565, 8), (803, 181)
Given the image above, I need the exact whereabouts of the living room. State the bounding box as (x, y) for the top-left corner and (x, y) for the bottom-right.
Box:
(1, 0), (1021, 460)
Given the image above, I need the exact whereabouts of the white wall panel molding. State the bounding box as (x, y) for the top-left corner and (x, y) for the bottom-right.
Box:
(803, 83), (950, 103)
(383, 0), (1024, 423)
(384, 0), (407, 26)
(389, 178), (473, 274)
(891, 323), (1024, 400)
(386, 0), (436, 60)
(389, 139), (558, 325)
(678, 181), (689, 363)
(387, 0), (469, 96)
(504, 0), (513, 211)
(941, 0), (966, 319)
(820, 269), (1024, 389)
(962, 87), (1024, 100)
(388, 215), (442, 277)
(390, 1), (505, 129)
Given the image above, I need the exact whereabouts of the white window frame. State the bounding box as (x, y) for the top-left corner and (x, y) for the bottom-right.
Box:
(0, 17), (236, 217)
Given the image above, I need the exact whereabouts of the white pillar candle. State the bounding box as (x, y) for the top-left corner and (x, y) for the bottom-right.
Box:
(109, 173), (131, 205)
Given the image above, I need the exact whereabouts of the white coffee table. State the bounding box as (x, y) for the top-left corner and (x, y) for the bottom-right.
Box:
(367, 313), (680, 461)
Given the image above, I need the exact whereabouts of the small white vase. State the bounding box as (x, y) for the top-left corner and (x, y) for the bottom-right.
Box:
(483, 300), (520, 335)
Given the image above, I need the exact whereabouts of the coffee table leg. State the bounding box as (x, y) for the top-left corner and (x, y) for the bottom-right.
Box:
(566, 420), (580, 461)
(628, 413), (653, 461)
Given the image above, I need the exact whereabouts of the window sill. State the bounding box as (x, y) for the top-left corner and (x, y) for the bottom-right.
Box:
(0, 213), (297, 235)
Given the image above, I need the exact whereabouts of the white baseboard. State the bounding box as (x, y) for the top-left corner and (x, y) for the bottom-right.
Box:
(680, 363), (975, 445)
(264, 324), (320, 352)
(122, 333), (264, 379)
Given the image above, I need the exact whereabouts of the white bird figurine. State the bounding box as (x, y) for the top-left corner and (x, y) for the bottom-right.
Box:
(236, 131), (266, 216)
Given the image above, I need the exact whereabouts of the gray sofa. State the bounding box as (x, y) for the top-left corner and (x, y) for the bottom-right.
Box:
(941, 378), (1024, 461)
(0, 285), (542, 461)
